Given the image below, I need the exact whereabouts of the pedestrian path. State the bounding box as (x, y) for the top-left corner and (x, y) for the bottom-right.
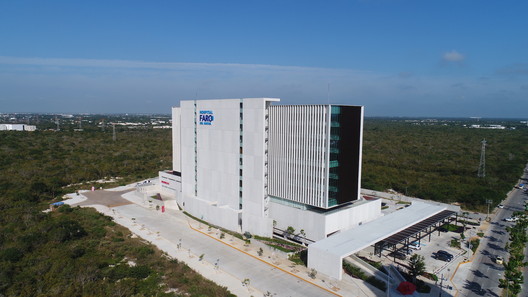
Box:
(68, 188), (383, 297)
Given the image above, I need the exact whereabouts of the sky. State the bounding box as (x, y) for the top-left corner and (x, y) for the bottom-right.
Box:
(0, 0), (527, 117)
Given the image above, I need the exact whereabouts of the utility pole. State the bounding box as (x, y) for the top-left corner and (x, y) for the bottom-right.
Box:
(55, 116), (60, 131)
(478, 139), (486, 178)
(112, 123), (116, 141)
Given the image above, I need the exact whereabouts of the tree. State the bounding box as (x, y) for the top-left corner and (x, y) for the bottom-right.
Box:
(408, 254), (426, 284)
(242, 278), (250, 289)
(299, 229), (306, 245)
(309, 268), (317, 279)
(285, 226), (295, 239)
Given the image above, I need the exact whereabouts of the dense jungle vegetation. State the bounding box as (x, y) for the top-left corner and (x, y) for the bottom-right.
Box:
(362, 118), (528, 211)
(0, 116), (526, 295)
(0, 125), (234, 296)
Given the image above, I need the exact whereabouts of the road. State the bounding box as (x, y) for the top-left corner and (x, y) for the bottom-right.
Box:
(462, 166), (528, 297)
(519, 169), (528, 297)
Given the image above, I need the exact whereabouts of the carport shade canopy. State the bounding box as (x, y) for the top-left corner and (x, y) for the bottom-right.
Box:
(307, 201), (458, 280)
(381, 209), (456, 246)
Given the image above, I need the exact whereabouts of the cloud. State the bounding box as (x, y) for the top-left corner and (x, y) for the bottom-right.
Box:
(0, 56), (526, 117)
(442, 50), (465, 62)
(0, 56), (340, 74)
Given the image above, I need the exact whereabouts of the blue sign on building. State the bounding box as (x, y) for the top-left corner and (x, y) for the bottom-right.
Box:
(199, 110), (214, 125)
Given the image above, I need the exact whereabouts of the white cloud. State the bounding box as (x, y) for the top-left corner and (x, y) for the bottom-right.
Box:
(0, 55), (525, 117)
(442, 50), (465, 62)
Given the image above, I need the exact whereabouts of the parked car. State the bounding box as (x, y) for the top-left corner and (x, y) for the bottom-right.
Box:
(409, 241), (421, 250)
(498, 204), (504, 209)
(495, 255), (503, 265)
(389, 251), (407, 260)
(434, 250), (453, 262)
(435, 253), (452, 262)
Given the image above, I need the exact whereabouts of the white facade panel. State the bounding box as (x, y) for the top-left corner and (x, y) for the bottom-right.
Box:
(195, 99), (240, 210)
(180, 101), (196, 199)
(240, 98), (276, 236)
(172, 107), (181, 173)
(268, 105), (329, 208)
(177, 98), (279, 236)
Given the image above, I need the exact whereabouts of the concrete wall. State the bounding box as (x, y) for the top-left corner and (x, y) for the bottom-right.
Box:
(270, 198), (382, 241)
(307, 245), (344, 280)
(159, 171), (181, 201)
(181, 195), (241, 232)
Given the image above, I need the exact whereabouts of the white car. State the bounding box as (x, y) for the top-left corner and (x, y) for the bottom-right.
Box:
(498, 204), (504, 209)
(409, 241), (421, 250)
(495, 256), (504, 265)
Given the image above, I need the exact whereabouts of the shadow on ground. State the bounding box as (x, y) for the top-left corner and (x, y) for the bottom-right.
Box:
(463, 280), (486, 296)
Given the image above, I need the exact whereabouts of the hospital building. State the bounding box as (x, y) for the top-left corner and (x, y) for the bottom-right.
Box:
(159, 98), (381, 242)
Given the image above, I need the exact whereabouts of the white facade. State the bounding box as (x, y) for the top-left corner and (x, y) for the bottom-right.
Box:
(270, 198), (381, 240)
(0, 124), (36, 131)
(176, 98), (278, 236)
(268, 105), (330, 208)
(160, 98), (379, 241)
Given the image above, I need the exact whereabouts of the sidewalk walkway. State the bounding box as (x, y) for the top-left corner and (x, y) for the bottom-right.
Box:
(68, 188), (383, 297)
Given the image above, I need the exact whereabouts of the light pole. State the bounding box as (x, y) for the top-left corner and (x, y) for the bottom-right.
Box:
(486, 199), (492, 220)
(438, 274), (444, 297)
(386, 265), (390, 297)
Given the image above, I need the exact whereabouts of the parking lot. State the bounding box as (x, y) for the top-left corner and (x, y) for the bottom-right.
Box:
(352, 192), (485, 295)
(358, 225), (469, 274)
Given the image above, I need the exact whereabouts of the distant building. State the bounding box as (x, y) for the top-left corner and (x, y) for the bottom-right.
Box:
(159, 98), (380, 241)
(470, 124), (506, 129)
(0, 124), (36, 131)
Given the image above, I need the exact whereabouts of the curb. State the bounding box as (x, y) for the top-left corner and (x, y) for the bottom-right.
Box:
(187, 221), (343, 297)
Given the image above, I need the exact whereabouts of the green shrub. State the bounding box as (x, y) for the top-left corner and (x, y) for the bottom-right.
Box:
(0, 248), (23, 262)
(469, 238), (480, 253)
(450, 238), (461, 248)
(69, 246), (85, 259)
(50, 218), (87, 242)
(135, 246), (154, 258)
(342, 261), (386, 291)
(129, 265), (151, 279)
(288, 250), (307, 266)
